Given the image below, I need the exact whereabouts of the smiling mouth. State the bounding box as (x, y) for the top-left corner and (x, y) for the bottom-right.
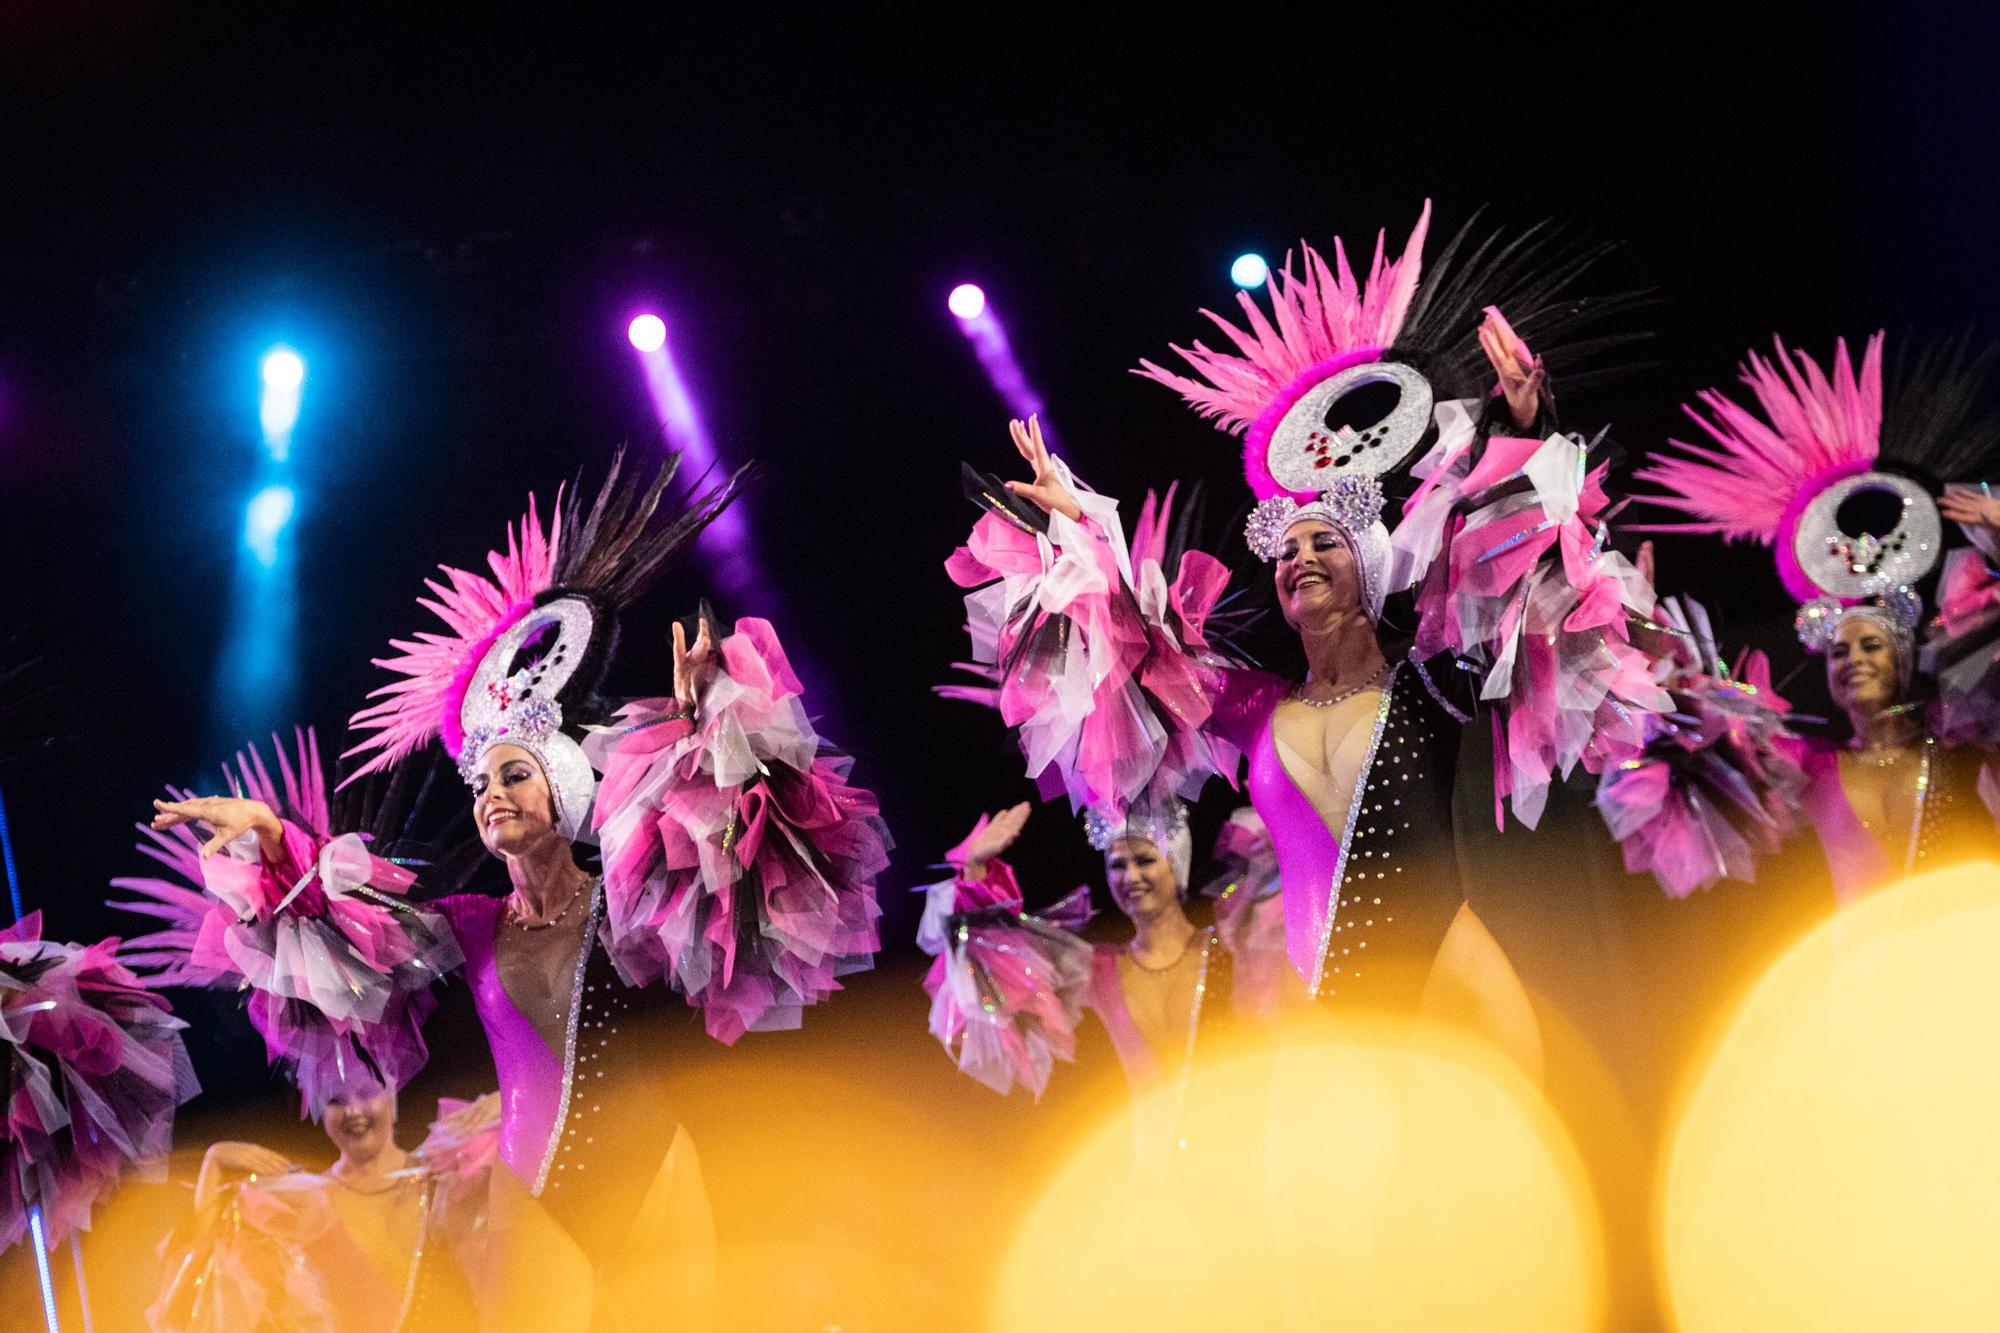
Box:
(486, 811), (518, 829)
(340, 1116), (373, 1136)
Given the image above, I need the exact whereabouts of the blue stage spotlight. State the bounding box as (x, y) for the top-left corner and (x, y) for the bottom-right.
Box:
(244, 483), (296, 568)
(1230, 253), (1269, 289)
(259, 346), (304, 459)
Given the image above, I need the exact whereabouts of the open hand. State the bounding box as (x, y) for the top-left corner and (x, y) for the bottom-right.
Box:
(1004, 416), (1083, 521)
(960, 800), (1031, 880)
(1940, 484), (2000, 534)
(1479, 307), (1546, 429)
(151, 795), (283, 858)
(672, 616), (714, 708)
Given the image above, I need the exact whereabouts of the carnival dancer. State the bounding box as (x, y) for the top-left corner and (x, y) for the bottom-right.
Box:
(920, 797), (1286, 1105)
(150, 1083), (499, 1332)
(118, 453), (889, 1329)
(945, 205), (1666, 1075)
(1636, 332), (2000, 901)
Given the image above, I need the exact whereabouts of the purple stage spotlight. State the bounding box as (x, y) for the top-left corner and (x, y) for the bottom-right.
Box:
(947, 283), (987, 321)
(628, 318), (754, 597)
(627, 314), (667, 353)
(949, 286), (1054, 440)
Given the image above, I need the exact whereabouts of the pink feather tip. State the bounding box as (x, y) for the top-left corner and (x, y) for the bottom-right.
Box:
(342, 492), (562, 784)
(1134, 201), (1433, 438)
(1633, 331), (1885, 546)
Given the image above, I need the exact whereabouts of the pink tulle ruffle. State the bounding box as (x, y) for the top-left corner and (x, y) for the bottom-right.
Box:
(943, 485), (1241, 828)
(1595, 602), (1808, 897)
(1925, 546), (2000, 747)
(1413, 433), (1671, 827)
(1, 914), (198, 1253)
(590, 618), (888, 1043)
(113, 735), (462, 1116)
(917, 851), (1095, 1098)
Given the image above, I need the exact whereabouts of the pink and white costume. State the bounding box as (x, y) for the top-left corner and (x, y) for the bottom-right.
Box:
(1637, 332), (2000, 898)
(118, 454), (888, 1269)
(946, 207), (1669, 1004)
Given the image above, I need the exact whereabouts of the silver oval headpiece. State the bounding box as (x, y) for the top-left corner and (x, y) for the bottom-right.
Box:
(459, 597), (601, 843)
(1790, 471), (1943, 603)
(1265, 360), (1435, 494)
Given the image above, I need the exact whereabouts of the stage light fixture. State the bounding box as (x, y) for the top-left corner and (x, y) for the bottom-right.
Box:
(1231, 253), (1269, 288)
(948, 283), (987, 321)
(628, 314), (667, 352)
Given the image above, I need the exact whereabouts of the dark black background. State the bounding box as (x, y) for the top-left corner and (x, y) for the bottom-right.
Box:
(1, 5), (1997, 1322)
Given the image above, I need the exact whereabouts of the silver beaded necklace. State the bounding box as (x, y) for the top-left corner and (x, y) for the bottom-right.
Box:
(1290, 660), (1392, 709)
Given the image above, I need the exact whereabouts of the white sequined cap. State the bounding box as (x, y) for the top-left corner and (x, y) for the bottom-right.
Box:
(1245, 475), (1391, 621)
(458, 597), (600, 843)
(1084, 797), (1193, 889)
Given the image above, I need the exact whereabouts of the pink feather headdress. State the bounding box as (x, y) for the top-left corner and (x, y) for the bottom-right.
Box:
(1636, 333), (1889, 602)
(1137, 202), (1432, 503)
(343, 497), (561, 781)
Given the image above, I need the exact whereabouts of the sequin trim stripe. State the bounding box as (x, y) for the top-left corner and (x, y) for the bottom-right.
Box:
(390, 1175), (438, 1330)
(1169, 928), (1215, 1147)
(1903, 736), (1935, 877)
(1412, 656), (1469, 724)
(1309, 664), (1401, 999)
(533, 879), (603, 1196)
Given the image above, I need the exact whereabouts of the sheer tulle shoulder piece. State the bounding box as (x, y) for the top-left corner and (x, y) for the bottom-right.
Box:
(111, 731), (463, 1114)
(1595, 599), (1809, 897)
(589, 617), (888, 1043)
(915, 848), (1096, 1099)
(0, 913), (199, 1253)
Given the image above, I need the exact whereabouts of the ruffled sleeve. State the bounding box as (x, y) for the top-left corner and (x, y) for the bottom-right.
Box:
(1593, 600), (1809, 897)
(587, 617), (890, 1043)
(915, 841), (1096, 1099)
(0, 915), (199, 1254)
(1411, 430), (1673, 827)
(942, 464), (1243, 824)
(1924, 544), (2000, 747)
(113, 816), (461, 1115)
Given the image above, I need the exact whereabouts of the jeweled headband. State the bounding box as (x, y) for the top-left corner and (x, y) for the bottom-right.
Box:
(1083, 797), (1193, 889)
(1245, 474), (1391, 622)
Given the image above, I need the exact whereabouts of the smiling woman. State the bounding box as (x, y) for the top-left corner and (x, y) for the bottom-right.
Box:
(153, 1083), (500, 1333)
(1638, 331), (2000, 902)
(942, 209), (1672, 1082)
(117, 451), (891, 1331)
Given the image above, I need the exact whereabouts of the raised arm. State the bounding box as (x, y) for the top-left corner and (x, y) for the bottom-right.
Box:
(588, 614), (890, 1044)
(943, 418), (1252, 825)
(112, 731), (462, 1114)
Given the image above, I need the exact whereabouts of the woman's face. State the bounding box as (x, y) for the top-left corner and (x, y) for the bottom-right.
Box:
(1274, 520), (1364, 629)
(471, 743), (561, 856)
(1827, 616), (1903, 716)
(1105, 836), (1180, 921)
(323, 1084), (396, 1163)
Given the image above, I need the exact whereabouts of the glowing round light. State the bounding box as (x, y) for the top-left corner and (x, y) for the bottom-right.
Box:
(627, 314), (667, 353)
(1664, 862), (2000, 1330)
(947, 283), (986, 321)
(993, 1029), (1602, 1330)
(260, 347), (305, 391)
(1230, 253), (1270, 288)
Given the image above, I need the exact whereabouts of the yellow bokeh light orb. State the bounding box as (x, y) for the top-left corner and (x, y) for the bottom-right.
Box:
(1664, 861), (2000, 1331)
(992, 1022), (1603, 1331)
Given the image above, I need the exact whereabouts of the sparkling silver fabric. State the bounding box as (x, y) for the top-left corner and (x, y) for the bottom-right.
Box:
(1791, 471), (1943, 601)
(1266, 359), (1434, 494)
